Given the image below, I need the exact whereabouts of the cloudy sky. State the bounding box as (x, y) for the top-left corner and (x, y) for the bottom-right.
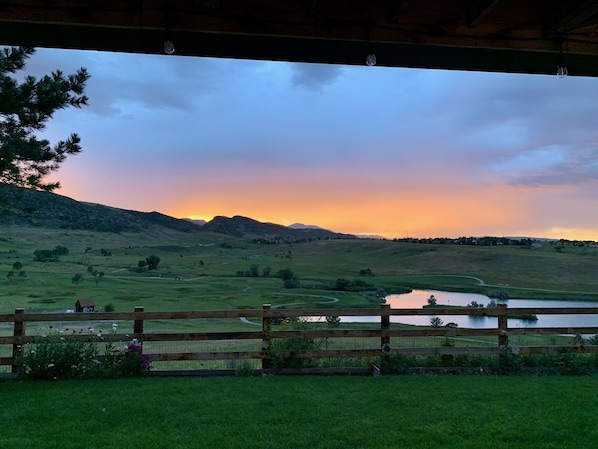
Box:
(22, 47), (598, 239)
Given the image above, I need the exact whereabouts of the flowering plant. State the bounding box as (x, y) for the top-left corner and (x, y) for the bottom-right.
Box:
(18, 328), (151, 380)
(102, 338), (151, 377)
(17, 329), (100, 380)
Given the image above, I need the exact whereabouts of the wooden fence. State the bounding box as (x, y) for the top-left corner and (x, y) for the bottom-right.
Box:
(1, 304), (598, 376)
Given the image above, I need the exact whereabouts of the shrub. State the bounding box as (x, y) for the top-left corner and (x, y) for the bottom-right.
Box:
(467, 301), (484, 308)
(18, 332), (100, 380)
(269, 319), (327, 369)
(326, 316), (341, 328)
(430, 317), (444, 327)
(499, 346), (523, 375)
(379, 354), (413, 375)
(440, 337), (455, 347)
(53, 245), (69, 256)
(234, 360), (257, 376)
(18, 330), (151, 380)
(489, 290), (509, 300)
(100, 339), (151, 378)
(71, 273), (84, 285)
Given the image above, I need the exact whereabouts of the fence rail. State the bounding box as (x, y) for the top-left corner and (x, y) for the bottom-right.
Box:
(1, 304), (598, 376)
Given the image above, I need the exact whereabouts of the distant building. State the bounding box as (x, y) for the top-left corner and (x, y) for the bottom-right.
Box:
(75, 298), (95, 313)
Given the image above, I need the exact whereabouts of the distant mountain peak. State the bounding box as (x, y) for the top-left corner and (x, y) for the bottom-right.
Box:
(203, 216), (355, 242)
(288, 222), (325, 230)
(184, 218), (206, 226)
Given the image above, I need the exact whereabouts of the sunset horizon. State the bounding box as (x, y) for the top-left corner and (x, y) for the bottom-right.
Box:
(22, 46), (596, 244)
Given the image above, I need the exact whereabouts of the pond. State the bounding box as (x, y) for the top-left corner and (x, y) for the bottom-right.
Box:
(340, 290), (598, 329)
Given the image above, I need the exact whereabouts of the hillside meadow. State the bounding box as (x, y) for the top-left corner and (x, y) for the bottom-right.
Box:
(2, 226), (598, 318)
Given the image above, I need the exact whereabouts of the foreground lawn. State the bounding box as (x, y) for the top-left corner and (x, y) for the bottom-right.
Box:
(1, 375), (597, 449)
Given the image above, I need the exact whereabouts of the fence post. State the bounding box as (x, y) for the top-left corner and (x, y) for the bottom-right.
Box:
(381, 303), (391, 353)
(497, 303), (508, 347)
(262, 304), (272, 370)
(497, 303), (509, 372)
(12, 308), (26, 374)
(134, 306), (145, 335)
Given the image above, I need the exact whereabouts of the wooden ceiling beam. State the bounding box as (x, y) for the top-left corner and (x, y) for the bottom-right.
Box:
(548, 0), (598, 34)
(467, 0), (501, 27)
(1, 0), (598, 76)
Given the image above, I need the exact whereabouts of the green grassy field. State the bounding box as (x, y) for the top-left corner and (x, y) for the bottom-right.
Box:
(2, 228), (597, 373)
(1, 375), (597, 449)
(2, 227), (598, 318)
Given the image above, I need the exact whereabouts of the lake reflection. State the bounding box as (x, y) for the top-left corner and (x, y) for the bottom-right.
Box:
(341, 290), (598, 329)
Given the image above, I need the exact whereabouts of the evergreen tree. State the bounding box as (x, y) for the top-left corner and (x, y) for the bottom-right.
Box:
(0, 47), (89, 191)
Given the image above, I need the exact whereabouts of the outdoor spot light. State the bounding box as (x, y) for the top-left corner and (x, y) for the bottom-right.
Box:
(556, 42), (568, 78)
(365, 51), (377, 66)
(163, 39), (175, 55)
(365, 42), (377, 66)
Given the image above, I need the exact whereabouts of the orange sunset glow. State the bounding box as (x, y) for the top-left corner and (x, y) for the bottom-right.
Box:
(35, 47), (598, 241)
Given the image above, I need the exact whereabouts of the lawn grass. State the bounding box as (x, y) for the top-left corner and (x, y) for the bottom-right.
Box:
(1, 375), (597, 449)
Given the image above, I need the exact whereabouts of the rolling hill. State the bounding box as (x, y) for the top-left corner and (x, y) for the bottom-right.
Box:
(0, 184), (354, 242)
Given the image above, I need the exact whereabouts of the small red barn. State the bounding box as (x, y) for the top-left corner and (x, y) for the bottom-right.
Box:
(75, 298), (95, 313)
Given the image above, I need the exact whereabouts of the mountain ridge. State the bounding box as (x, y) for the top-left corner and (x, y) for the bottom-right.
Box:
(202, 215), (355, 241)
(0, 184), (354, 242)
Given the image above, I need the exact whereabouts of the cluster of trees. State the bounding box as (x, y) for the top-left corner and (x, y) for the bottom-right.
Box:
(274, 250), (293, 259)
(277, 268), (300, 289)
(87, 265), (105, 285)
(138, 255), (160, 270)
(467, 299), (498, 308)
(394, 236), (535, 246)
(394, 236), (598, 248)
(84, 247), (112, 256)
(334, 278), (374, 292)
(489, 290), (509, 300)
(234, 265), (300, 288)
(33, 245), (69, 262)
(6, 261), (26, 279)
(233, 266), (385, 293)
(236, 264), (272, 277)
(71, 269), (106, 287)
